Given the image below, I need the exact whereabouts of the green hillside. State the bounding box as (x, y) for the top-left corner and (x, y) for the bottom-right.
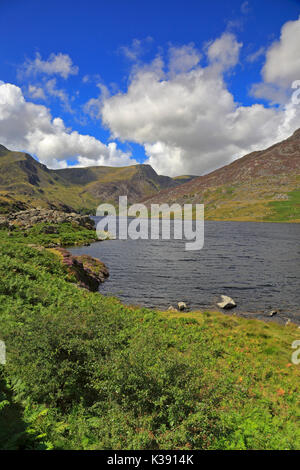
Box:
(0, 145), (188, 214)
(0, 225), (299, 450)
(142, 129), (300, 223)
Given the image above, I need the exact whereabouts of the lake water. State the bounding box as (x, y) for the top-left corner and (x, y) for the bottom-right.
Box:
(71, 219), (300, 324)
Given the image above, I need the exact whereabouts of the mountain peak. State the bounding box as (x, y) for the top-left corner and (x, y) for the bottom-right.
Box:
(0, 144), (9, 154)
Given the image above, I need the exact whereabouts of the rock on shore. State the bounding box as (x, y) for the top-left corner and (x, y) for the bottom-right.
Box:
(217, 295), (237, 309)
(50, 247), (109, 292)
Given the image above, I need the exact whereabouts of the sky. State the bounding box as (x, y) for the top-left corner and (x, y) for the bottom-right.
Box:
(0, 0), (300, 176)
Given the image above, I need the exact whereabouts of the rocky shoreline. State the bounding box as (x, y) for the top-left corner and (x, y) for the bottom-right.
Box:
(0, 208), (95, 231)
(0, 208), (110, 292)
(50, 247), (109, 292)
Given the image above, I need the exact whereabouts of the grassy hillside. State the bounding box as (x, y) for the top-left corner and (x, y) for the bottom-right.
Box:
(142, 130), (300, 222)
(0, 226), (299, 450)
(195, 178), (300, 222)
(0, 145), (188, 214)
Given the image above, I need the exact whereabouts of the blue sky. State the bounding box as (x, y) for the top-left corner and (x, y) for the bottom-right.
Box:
(0, 0), (300, 175)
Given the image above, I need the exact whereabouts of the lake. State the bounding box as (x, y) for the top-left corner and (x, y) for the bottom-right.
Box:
(71, 218), (300, 324)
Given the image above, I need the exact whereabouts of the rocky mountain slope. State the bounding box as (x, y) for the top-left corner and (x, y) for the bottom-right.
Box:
(142, 129), (300, 222)
(0, 144), (195, 214)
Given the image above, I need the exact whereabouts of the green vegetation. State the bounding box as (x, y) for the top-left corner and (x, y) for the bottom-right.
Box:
(0, 225), (299, 450)
(0, 222), (98, 247)
(266, 189), (300, 222)
(187, 179), (300, 223)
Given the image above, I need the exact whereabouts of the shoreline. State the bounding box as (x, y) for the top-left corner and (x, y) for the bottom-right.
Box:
(1, 228), (299, 450)
(67, 244), (300, 328)
(72, 219), (300, 327)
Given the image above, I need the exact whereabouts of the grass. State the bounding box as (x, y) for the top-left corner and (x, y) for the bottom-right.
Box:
(266, 189), (300, 222)
(186, 178), (300, 223)
(0, 225), (299, 450)
(0, 222), (98, 247)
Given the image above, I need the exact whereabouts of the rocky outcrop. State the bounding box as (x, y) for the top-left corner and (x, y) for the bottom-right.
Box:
(0, 208), (95, 231)
(51, 247), (109, 291)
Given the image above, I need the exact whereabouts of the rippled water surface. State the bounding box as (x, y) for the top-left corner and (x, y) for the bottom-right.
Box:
(71, 219), (300, 323)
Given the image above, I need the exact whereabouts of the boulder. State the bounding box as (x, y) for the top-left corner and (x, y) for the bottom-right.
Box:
(168, 306), (178, 312)
(178, 301), (187, 311)
(0, 219), (9, 229)
(97, 230), (116, 241)
(268, 310), (277, 317)
(42, 225), (59, 234)
(217, 295), (236, 310)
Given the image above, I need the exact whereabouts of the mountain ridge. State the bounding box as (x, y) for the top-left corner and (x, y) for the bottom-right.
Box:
(141, 129), (300, 222)
(0, 145), (196, 213)
(1, 129), (299, 221)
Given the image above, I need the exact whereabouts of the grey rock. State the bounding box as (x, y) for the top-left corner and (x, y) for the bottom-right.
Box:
(217, 295), (236, 309)
(268, 310), (277, 317)
(42, 225), (59, 234)
(178, 301), (187, 311)
(168, 306), (178, 312)
(0, 209), (95, 231)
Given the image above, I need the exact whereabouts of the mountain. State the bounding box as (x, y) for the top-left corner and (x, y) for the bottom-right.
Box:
(2, 129), (299, 221)
(0, 145), (195, 214)
(141, 129), (300, 222)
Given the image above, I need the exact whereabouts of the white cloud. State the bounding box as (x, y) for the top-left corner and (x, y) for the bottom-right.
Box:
(250, 82), (288, 105)
(21, 52), (79, 79)
(119, 37), (153, 62)
(83, 83), (110, 119)
(100, 32), (300, 176)
(27, 84), (46, 100)
(44, 78), (73, 113)
(0, 81), (135, 169)
(206, 33), (242, 70)
(168, 44), (201, 76)
(262, 16), (300, 88)
(251, 17), (300, 103)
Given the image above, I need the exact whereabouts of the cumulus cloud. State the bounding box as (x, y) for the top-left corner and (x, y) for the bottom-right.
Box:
(0, 81), (135, 169)
(83, 83), (110, 119)
(100, 31), (300, 176)
(251, 17), (300, 103)
(21, 52), (79, 79)
(19, 52), (79, 114)
(206, 33), (242, 70)
(262, 16), (300, 88)
(168, 44), (201, 76)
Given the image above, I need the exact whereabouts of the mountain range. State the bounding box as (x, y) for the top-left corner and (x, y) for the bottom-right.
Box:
(0, 128), (299, 221)
(0, 144), (195, 214)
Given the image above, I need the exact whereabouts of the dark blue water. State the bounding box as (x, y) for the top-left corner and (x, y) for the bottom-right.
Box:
(71, 219), (300, 324)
